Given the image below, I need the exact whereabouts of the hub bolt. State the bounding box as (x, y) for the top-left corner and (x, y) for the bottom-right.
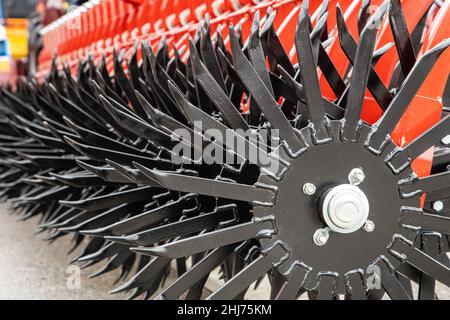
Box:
(441, 135), (450, 145)
(303, 183), (317, 196)
(313, 228), (329, 246)
(433, 201), (444, 212)
(363, 220), (375, 232)
(348, 168), (365, 186)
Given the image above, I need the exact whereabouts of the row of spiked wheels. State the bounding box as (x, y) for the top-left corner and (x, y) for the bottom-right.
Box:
(1, 0), (450, 299)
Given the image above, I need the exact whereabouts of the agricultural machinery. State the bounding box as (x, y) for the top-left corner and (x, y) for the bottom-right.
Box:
(0, 0), (450, 299)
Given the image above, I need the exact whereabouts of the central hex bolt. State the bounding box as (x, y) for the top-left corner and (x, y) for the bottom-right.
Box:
(303, 183), (317, 196)
(313, 228), (329, 246)
(348, 168), (365, 186)
(320, 184), (370, 234)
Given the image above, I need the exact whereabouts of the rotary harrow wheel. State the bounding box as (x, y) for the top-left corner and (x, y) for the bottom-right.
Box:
(0, 0), (450, 300)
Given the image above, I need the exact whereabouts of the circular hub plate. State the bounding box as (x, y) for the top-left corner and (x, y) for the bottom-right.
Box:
(254, 122), (417, 289)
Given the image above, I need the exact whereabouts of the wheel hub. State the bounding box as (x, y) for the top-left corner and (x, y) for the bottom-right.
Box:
(320, 184), (370, 234)
(254, 121), (418, 290)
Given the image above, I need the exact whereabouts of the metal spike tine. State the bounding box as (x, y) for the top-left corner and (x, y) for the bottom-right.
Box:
(207, 244), (287, 300)
(60, 186), (154, 211)
(131, 218), (275, 258)
(167, 79), (196, 121)
(156, 36), (169, 66)
(105, 159), (160, 187)
(97, 194), (193, 237)
(77, 241), (123, 262)
(249, 10), (275, 98)
(64, 135), (160, 166)
(94, 96), (142, 140)
(75, 160), (136, 184)
(336, 4), (392, 111)
(247, 13), (266, 125)
(168, 80), (277, 167)
(342, 1), (390, 141)
(443, 74), (450, 111)
(370, 39), (450, 151)
(157, 246), (234, 300)
(318, 0), (329, 19)
(89, 78), (106, 100)
(402, 210), (450, 235)
(75, 160), (106, 177)
(134, 90), (192, 137)
(373, 42), (395, 65)
(99, 94), (136, 120)
(389, 0), (417, 76)
(110, 258), (171, 294)
(42, 120), (77, 140)
(199, 16), (227, 92)
(389, 116), (450, 170)
(188, 39), (249, 131)
(400, 171), (450, 195)
(113, 51), (147, 120)
(133, 162), (274, 204)
(261, 9), (276, 35)
(229, 24), (305, 153)
(389, 236), (450, 287)
(311, 13), (329, 53)
(48, 172), (102, 188)
(296, 2), (329, 141)
(277, 64), (344, 120)
(358, 0), (372, 35)
(132, 89), (159, 121)
(147, 49), (187, 122)
(109, 207), (236, 246)
(276, 264), (309, 300)
(128, 41), (140, 77)
(417, 234), (439, 300)
(216, 47), (246, 91)
(62, 116), (145, 156)
(344, 272), (367, 300)
(277, 65), (305, 100)
(89, 250), (133, 279)
(135, 86), (214, 158)
(373, 258), (412, 299)
(141, 40), (151, 76)
(101, 94), (176, 148)
(263, 14), (296, 76)
(251, 9), (260, 36)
